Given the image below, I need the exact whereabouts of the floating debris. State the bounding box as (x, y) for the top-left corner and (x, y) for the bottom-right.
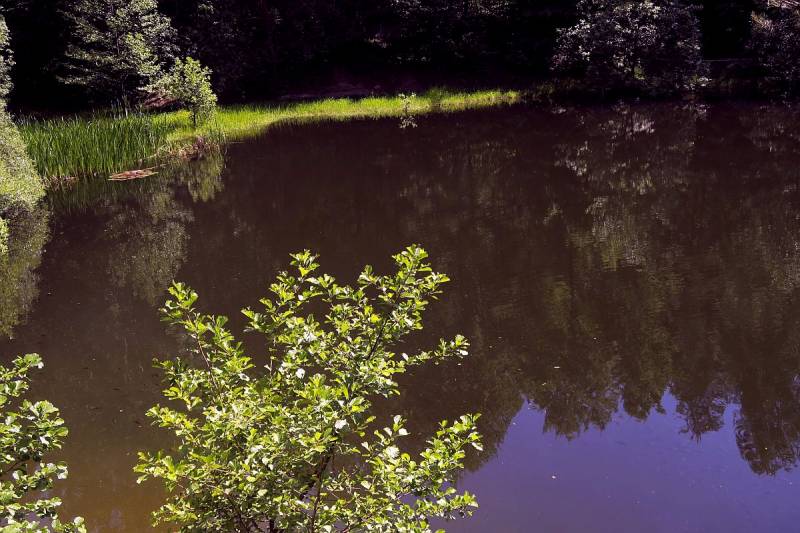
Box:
(108, 168), (158, 181)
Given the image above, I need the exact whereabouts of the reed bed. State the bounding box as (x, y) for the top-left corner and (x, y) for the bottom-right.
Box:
(20, 112), (171, 181)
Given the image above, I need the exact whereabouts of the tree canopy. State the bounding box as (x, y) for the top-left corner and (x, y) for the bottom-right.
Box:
(2, 0), (799, 106)
(552, 0), (706, 94)
(60, 0), (177, 103)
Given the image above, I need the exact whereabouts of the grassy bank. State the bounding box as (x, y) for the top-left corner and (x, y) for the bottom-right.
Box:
(162, 88), (521, 143)
(20, 89), (521, 183)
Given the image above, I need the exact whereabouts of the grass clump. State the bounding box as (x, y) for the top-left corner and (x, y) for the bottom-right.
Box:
(20, 111), (171, 182)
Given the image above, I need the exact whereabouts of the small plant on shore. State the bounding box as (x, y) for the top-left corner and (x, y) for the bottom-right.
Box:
(400, 92), (418, 129)
(0, 353), (85, 532)
(136, 246), (481, 532)
(423, 87), (448, 111)
(158, 57), (217, 128)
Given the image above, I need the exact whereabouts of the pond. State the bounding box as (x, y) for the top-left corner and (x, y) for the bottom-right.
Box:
(2, 102), (800, 532)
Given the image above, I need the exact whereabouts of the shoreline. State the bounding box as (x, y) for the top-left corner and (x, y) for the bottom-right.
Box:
(162, 89), (522, 144)
(21, 89), (522, 187)
(18, 83), (800, 190)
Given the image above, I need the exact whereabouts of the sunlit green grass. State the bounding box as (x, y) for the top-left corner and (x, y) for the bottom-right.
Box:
(20, 112), (171, 181)
(163, 88), (522, 142)
(20, 89), (522, 182)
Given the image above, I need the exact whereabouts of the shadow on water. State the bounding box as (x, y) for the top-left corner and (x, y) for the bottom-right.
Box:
(2, 102), (800, 530)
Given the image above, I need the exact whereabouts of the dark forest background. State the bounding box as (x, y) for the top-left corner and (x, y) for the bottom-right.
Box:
(0, 1), (761, 108)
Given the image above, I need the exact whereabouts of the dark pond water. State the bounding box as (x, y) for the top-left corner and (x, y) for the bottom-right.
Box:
(2, 102), (800, 532)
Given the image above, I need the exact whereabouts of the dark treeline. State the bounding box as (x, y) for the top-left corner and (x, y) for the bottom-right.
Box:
(0, 0), (789, 108)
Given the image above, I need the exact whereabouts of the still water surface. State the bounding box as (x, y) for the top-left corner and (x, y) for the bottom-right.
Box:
(2, 102), (800, 531)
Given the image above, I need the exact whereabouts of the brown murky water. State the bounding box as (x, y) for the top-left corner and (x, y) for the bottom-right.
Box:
(2, 102), (800, 532)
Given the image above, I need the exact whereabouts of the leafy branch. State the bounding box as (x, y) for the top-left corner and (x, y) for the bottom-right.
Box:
(136, 246), (481, 532)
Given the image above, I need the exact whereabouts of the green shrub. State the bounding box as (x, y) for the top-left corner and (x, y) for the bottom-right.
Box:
(0, 354), (85, 532)
(0, 109), (44, 254)
(0, 15), (14, 102)
(750, 7), (800, 93)
(0, 15), (44, 256)
(552, 0), (706, 95)
(159, 57), (217, 128)
(136, 246), (481, 532)
(0, 111), (43, 210)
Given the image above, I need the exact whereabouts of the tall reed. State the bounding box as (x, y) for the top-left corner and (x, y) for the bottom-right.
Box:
(19, 112), (170, 181)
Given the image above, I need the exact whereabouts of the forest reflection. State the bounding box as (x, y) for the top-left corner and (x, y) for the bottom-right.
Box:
(2, 102), (800, 529)
(564, 104), (800, 477)
(0, 205), (49, 337)
(0, 151), (225, 333)
(354, 102), (800, 477)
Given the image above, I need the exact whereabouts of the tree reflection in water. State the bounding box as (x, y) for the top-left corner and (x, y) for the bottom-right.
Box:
(0, 205), (49, 337)
(297, 102), (800, 476)
(2, 103), (800, 530)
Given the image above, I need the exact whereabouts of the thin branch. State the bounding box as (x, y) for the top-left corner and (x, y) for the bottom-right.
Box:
(308, 448), (334, 532)
(188, 310), (223, 398)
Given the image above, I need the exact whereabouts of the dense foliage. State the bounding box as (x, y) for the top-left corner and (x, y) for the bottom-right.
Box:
(61, 0), (177, 104)
(2, 1), (799, 105)
(552, 0), (706, 94)
(136, 246), (481, 532)
(0, 16), (13, 102)
(386, 0), (510, 63)
(0, 14), (45, 253)
(750, 3), (800, 92)
(0, 108), (41, 210)
(0, 354), (85, 532)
